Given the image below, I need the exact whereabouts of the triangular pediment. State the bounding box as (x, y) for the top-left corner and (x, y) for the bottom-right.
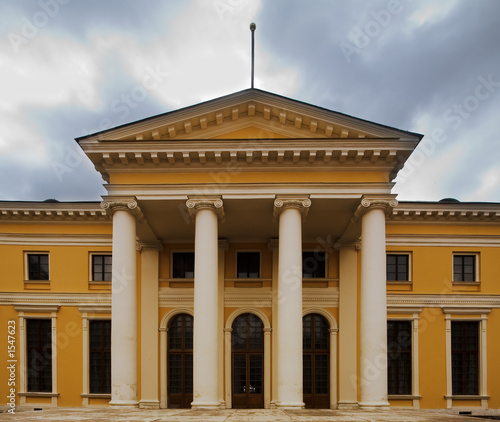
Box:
(77, 89), (423, 182)
(77, 89), (422, 142)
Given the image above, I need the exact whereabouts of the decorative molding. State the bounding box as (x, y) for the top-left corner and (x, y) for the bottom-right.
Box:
(0, 203), (109, 222)
(186, 195), (224, 220)
(1, 292), (110, 307)
(273, 195), (311, 219)
(78, 305), (111, 314)
(136, 241), (163, 252)
(218, 239), (229, 250)
(14, 305), (60, 313)
(334, 241), (360, 251)
(268, 238), (279, 250)
(442, 307), (491, 315)
(100, 197), (144, 221)
(387, 294), (500, 308)
(386, 234), (500, 247)
(390, 202), (500, 223)
(0, 233), (112, 246)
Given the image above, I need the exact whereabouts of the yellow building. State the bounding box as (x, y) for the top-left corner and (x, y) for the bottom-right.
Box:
(1, 89), (499, 411)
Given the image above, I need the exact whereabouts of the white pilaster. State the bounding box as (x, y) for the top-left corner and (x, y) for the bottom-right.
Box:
(274, 195), (310, 409)
(102, 199), (142, 407)
(357, 196), (396, 409)
(186, 196), (224, 409)
(138, 242), (162, 409)
(337, 243), (359, 409)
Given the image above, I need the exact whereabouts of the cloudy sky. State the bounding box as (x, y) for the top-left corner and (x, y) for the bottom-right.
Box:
(0, 0), (499, 202)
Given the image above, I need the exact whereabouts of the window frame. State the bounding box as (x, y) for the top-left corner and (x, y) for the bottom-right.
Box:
(387, 320), (412, 396)
(452, 253), (479, 283)
(171, 251), (195, 279)
(302, 250), (327, 279)
(89, 253), (112, 283)
(15, 305), (59, 406)
(387, 308), (421, 408)
(386, 252), (411, 283)
(443, 308), (490, 409)
(25, 252), (50, 282)
(235, 250), (261, 279)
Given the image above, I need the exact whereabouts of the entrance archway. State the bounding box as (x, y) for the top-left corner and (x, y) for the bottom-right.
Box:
(167, 313), (193, 408)
(303, 313), (330, 408)
(231, 313), (264, 408)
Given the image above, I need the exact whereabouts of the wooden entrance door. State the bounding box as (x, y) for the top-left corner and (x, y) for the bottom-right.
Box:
(232, 313), (264, 408)
(167, 313), (193, 408)
(303, 313), (330, 409)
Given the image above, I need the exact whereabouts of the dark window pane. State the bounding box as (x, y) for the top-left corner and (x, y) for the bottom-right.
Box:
(27, 319), (52, 392)
(92, 255), (112, 281)
(386, 254), (408, 281)
(89, 319), (111, 394)
(302, 251), (326, 279)
(237, 252), (260, 278)
(454, 255), (476, 282)
(452, 321), (479, 395)
(172, 252), (194, 279)
(28, 254), (49, 281)
(167, 314), (193, 400)
(387, 320), (412, 395)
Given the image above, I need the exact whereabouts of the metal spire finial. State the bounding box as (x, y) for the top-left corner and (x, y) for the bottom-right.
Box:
(250, 22), (256, 88)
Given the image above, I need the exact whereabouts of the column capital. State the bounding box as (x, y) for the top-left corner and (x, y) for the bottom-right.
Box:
(354, 195), (398, 220)
(334, 241), (361, 251)
(136, 241), (163, 252)
(101, 197), (144, 221)
(273, 195), (311, 220)
(186, 195), (224, 220)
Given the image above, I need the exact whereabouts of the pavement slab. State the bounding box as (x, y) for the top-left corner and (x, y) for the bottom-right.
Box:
(1, 407), (499, 422)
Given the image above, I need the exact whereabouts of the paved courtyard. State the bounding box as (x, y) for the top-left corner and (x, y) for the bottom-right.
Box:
(1, 407), (499, 422)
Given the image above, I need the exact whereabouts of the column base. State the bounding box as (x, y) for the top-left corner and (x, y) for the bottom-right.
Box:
(191, 401), (222, 409)
(358, 400), (390, 410)
(276, 401), (305, 409)
(138, 399), (160, 409)
(109, 400), (139, 407)
(337, 401), (360, 410)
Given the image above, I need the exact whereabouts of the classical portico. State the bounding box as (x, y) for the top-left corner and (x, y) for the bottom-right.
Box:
(77, 88), (423, 410)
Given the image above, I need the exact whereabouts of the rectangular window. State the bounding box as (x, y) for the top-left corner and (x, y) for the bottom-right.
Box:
(27, 253), (49, 281)
(236, 251), (260, 278)
(26, 319), (52, 392)
(172, 252), (194, 279)
(452, 321), (479, 395)
(92, 255), (112, 282)
(89, 320), (111, 394)
(302, 251), (326, 278)
(453, 255), (477, 282)
(387, 320), (412, 395)
(387, 254), (409, 282)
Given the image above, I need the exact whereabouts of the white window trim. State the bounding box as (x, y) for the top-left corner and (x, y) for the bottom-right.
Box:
(386, 252), (412, 283)
(452, 252), (480, 283)
(24, 251), (50, 283)
(387, 307), (422, 408)
(88, 252), (112, 283)
(443, 308), (490, 409)
(235, 249), (262, 279)
(15, 305), (60, 406)
(78, 306), (111, 406)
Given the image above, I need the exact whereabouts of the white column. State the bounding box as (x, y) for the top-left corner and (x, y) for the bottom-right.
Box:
(357, 197), (396, 409)
(102, 199), (142, 407)
(186, 196), (224, 409)
(138, 242), (161, 409)
(274, 195), (311, 409)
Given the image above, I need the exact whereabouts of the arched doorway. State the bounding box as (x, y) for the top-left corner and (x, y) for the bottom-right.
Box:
(167, 313), (193, 408)
(232, 313), (264, 408)
(303, 313), (330, 408)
